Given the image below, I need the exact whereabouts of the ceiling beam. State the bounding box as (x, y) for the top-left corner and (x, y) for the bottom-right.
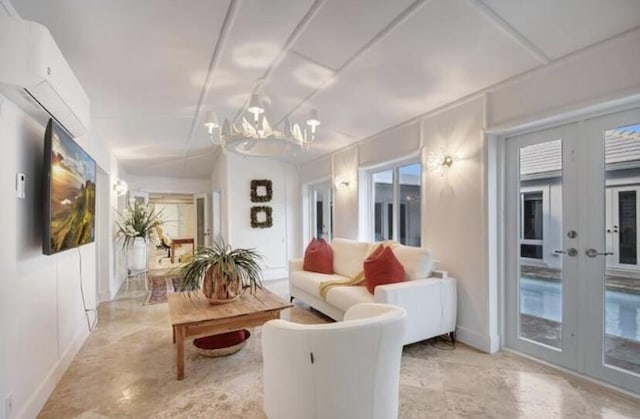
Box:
(276, 0), (432, 126)
(0, 0), (19, 17)
(231, 0), (327, 123)
(465, 0), (551, 65)
(181, 0), (242, 172)
(262, 0), (327, 82)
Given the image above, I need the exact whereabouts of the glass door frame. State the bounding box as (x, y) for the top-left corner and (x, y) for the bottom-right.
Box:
(504, 123), (581, 370)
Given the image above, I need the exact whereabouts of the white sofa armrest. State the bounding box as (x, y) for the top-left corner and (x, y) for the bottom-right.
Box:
(289, 258), (304, 273)
(374, 277), (457, 345)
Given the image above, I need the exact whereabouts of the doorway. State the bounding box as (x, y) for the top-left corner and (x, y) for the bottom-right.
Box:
(147, 193), (197, 269)
(504, 107), (640, 394)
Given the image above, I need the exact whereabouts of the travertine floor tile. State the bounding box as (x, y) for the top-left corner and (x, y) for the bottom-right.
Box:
(36, 278), (640, 418)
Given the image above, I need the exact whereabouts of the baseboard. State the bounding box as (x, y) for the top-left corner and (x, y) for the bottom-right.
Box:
(456, 326), (500, 354)
(109, 274), (126, 300)
(16, 328), (89, 419)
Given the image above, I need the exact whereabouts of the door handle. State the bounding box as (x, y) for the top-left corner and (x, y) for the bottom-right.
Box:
(554, 248), (577, 256)
(585, 248), (614, 258)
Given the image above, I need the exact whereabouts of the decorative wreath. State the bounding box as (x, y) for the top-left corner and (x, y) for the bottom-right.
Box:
(250, 179), (273, 203)
(250, 206), (273, 229)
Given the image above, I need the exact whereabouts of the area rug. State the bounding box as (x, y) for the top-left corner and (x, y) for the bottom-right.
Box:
(144, 275), (182, 305)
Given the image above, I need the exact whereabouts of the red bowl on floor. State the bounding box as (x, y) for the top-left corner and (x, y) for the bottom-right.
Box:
(192, 329), (251, 357)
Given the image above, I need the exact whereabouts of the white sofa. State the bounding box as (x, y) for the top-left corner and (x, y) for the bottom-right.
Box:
(289, 238), (457, 345)
(262, 303), (406, 419)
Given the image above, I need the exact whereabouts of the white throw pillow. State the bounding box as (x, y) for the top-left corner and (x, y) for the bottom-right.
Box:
(331, 238), (371, 278)
(392, 245), (433, 281)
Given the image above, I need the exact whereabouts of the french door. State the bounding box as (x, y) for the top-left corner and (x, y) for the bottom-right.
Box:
(505, 107), (640, 395)
(194, 193), (211, 249)
(310, 182), (332, 241)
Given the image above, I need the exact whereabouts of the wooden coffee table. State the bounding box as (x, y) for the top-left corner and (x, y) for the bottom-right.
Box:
(167, 288), (292, 380)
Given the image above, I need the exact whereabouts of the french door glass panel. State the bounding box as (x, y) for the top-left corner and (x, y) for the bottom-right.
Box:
(311, 182), (332, 241)
(399, 163), (421, 246)
(506, 124), (579, 370)
(194, 194), (210, 249)
(591, 118), (640, 386)
(373, 170), (393, 241)
(518, 142), (563, 349)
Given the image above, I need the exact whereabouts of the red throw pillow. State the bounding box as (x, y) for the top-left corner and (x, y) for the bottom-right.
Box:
(303, 238), (334, 274)
(363, 246), (405, 294)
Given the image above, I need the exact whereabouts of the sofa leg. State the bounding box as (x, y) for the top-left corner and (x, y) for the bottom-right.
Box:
(289, 296), (294, 303)
(449, 331), (456, 346)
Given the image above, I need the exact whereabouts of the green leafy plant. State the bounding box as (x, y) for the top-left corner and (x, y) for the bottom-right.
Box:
(180, 241), (263, 301)
(115, 201), (165, 249)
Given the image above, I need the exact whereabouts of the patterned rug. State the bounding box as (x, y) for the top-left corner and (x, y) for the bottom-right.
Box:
(144, 275), (182, 305)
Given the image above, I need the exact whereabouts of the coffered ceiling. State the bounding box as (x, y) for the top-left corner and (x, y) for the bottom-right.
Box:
(11, 0), (640, 177)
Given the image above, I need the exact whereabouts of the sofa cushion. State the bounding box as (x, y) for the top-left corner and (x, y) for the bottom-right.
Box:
(290, 270), (347, 298)
(325, 286), (375, 312)
(331, 238), (372, 278)
(364, 246), (405, 294)
(303, 238), (333, 274)
(392, 245), (433, 281)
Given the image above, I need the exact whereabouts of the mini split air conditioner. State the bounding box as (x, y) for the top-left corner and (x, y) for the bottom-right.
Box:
(0, 15), (90, 137)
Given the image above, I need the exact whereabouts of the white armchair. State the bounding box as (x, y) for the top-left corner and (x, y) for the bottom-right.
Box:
(262, 303), (407, 419)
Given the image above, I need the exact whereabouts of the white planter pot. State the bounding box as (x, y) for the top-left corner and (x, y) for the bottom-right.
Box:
(128, 237), (147, 271)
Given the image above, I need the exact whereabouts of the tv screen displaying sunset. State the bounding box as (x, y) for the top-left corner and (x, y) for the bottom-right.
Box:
(43, 120), (96, 255)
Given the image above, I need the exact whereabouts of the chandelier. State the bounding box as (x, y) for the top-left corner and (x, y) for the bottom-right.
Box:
(204, 84), (320, 157)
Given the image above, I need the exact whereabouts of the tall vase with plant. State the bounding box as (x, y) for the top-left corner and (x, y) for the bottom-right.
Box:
(115, 201), (165, 271)
(180, 241), (263, 304)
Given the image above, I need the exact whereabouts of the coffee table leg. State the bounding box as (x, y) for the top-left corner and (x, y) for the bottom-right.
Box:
(176, 326), (185, 380)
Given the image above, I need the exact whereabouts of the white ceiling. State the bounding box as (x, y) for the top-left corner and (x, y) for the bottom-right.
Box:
(11, 0), (640, 178)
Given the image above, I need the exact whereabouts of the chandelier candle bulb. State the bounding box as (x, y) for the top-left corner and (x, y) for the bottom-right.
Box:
(248, 93), (264, 122)
(306, 109), (320, 134)
(204, 111), (219, 136)
(214, 83), (321, 157)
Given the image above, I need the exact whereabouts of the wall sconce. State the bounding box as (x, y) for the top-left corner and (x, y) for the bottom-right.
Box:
(427, 148), (456, 176)
(335, 176), (350, 190)
(113, 178), (128, 196)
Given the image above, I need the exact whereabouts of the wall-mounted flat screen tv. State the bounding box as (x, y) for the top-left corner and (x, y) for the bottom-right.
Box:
(43, 119), (96, 255)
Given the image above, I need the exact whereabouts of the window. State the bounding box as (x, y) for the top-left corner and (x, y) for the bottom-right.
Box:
(372, 163), (421, 246)
(521, 191), (543, 259)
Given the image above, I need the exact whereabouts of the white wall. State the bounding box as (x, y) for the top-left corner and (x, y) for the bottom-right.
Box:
(108, 158), (128, 300)
(210, 150), (228, 243)
(0, 96), (105, 419)
(421, 98), (489, 349)
(125, 174), (210, 195)
(223, 154), (300, 280)
(487, 28), (640, 128)
(299, 155), (331, 184)
(332, 146), (359, 240)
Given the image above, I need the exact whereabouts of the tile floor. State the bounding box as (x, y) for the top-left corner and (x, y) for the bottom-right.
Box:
(37, 278), (640, 418)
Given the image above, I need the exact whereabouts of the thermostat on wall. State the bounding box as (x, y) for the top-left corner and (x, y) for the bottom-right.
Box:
(16, 173), (25, 199)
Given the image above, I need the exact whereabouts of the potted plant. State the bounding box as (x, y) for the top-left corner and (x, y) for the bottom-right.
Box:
(180, 241), (263, 304)
(115, 201), (165, 271)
